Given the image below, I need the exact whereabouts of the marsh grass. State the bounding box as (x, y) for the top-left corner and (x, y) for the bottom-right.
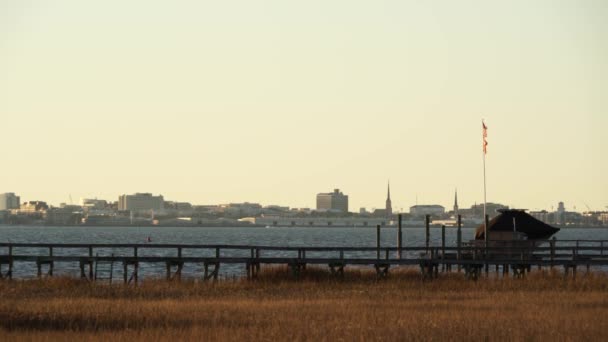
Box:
(1, 267), (607, 341)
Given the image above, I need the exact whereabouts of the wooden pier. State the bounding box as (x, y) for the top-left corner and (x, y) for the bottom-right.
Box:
(1, 239), (607, 282)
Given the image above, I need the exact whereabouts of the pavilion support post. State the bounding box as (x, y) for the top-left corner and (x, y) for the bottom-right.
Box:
(485, 214), (490, 274)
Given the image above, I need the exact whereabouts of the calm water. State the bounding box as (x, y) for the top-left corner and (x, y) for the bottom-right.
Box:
(1, 226), (607, 279)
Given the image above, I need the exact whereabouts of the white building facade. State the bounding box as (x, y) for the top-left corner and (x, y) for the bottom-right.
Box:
(118, 193), (164, 212)
(0, 193), (20, 210)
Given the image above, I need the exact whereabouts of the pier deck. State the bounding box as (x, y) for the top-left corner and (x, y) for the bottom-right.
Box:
(1, 241), (607, 282)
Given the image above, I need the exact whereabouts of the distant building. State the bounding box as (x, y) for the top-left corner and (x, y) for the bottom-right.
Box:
(316, 189), (349, 213)
(223, 202), (264, 217)
(20, 201), (49, 213)
(462, 202), (510, 218)
(600, 213), (608, 225)
(81, 198), (108, 210)
(409, 205), (445, 217)
(530, 210), (550, 223)
(0, 193), (20, 210)
(556, 201), (566, 225)
(46, 207), (82, 225)
(118, 193), (164, 212)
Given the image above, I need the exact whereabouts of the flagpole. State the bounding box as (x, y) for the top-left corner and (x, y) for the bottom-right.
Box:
(482, 120), (487, 248)
(483, 141), (487, 247)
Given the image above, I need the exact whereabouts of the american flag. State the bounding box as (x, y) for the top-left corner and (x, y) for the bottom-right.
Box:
(482, 121), (488, 154)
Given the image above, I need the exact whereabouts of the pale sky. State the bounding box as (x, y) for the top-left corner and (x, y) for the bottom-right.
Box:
(1, 0), (607, 212)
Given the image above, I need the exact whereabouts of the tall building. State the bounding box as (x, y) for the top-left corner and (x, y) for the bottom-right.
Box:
(556, 201), (566, 225)
(385, 182), (392, 217)
(0, 193), (20, 210)
(316, 189), (349, 213)
(118, 193), (164, 212)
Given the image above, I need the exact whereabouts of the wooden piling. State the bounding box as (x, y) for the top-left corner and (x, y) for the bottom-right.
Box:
(133, 247), (139, 284)
(376, 224), (381, 259)
(425, 215), (430, 254)
(88, 245), (93, 279)
(109, 254), (114, 284)
(457, 215), (462, 272)
(8, 245), (13, 280)
(397, 214), (403, 259)
(441, 225), (446, 272)
(49, 247), (54, 276)
(550, 237), (556, 269)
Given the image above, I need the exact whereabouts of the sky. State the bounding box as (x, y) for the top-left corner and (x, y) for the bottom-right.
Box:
(1, 0), (607, 212)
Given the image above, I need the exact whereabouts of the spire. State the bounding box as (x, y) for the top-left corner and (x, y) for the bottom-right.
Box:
(385, 181), (392, 217)
(453, 188), (459, 216)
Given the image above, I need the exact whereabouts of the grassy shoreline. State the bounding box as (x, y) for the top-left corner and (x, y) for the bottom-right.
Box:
(1, 268), (607, 341)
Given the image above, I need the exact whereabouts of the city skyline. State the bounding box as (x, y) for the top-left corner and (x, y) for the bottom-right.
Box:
(1, 1), (606, 211)
(0, 189), (599, 215)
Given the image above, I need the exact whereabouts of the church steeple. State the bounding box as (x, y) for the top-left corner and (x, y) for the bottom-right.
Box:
(453, 188), (459, 217)
(385, 181), (392, 217)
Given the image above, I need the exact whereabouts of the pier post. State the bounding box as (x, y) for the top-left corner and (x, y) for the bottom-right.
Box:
(441, 225), (446, 272)
(376, 225), (381, 259)
(88, 246), (94, 279)
(49, 247), (54, 276)
(134, 247), (139, 284)
(8, 245), (13, 280)
(457, 215), (462, 272)
(398, 214), (403, 259)
(425, 215), (430, 254)
(550, 237), (556, 269)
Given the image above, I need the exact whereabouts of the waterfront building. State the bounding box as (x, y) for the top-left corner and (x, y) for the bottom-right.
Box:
(316, 189), (349, 213)
(45, 207), (82, 225)
(253, 215), (391, 227)
(462, 202), (509, 218)
(81, 198), (108, 210)
(600, 213), (608, 225)
(118, 193), (164, 212)
(556, 201), (566, 225)
(530, 210), (550, 223)
(409, 205), (445, 217)
(19, 201), (49, 213)
(0, 192), (20, 210)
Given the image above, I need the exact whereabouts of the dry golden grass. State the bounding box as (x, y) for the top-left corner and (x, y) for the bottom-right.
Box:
(1, 267), (607, 341)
